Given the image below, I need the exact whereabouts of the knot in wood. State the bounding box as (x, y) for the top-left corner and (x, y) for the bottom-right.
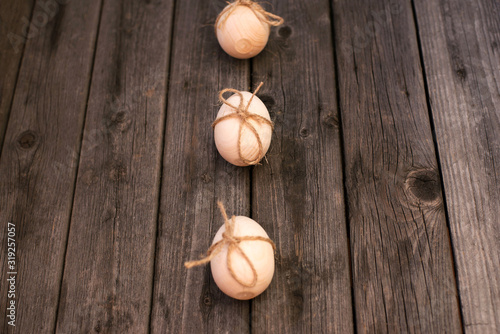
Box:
(322, 113), (339, 128)
(200, 172), (212, 184)
(299, 128), (310, 138)
(17, 130), (37, 149)
(405, 168), (442, 207)
(107, 110), (131, 132)
(108, 161), (127, 181)
(203, 294), (212, 306)
(456, 67), (467, 81)
(278, 26), (292, 38)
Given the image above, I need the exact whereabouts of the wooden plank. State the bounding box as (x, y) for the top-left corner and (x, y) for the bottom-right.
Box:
(413, 0), (500, 332)
(0, 0), (35, 153)
(149, 1), (252, 332)
(0, 0), (102, 332)
(54, 0), (174, 332)
(332, 0), (463, 332)
(251, 1), (354, 332)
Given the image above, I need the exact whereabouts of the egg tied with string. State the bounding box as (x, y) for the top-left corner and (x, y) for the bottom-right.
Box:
(213, 82), (273, 166)
(215, 0), (284, 59)
(185, 201), (276, 300)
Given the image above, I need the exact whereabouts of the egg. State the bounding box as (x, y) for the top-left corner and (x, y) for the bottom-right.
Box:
(213, 88), (273, 166)
(210, 215), (275, 300)
(215, 0), (283, 59)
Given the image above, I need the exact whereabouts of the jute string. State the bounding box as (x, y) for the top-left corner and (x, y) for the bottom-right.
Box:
(185, 201), (276, 288)
(212, 82), (273, 165)
(215, 0), (284, 30)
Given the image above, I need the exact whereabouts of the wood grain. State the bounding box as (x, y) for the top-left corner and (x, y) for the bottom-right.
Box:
(0, 0), (102, 332)
(0, 0), (498, 332)
(149, 1), (252, 332)
(332, 0), (463, 332)
(0, 0), (35, 153)
(413, 0), (500, 332)
(54, 0), (174, 332)
(251, 0), (354, 332)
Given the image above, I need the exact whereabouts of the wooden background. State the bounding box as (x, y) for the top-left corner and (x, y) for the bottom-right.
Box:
(0, 0), (498, 333)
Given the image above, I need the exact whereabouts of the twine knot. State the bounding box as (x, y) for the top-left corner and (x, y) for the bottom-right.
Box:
(212, 82), (274, 165)
(222, 231), (238, 244)
(215, 0), (284, 29)
(185, 201), (276, 288)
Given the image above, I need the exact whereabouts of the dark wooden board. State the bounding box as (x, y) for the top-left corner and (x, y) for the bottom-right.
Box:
(332, 0), (463, 332)
(251, 1), (354, 332)
(0, 0), (35, 153)
(54, 0), (174, 332)
(0, 0), (102, 332)
(413, 0), (500, 332)
(0, 0), (498, 332)
(149, 1), (252, 332)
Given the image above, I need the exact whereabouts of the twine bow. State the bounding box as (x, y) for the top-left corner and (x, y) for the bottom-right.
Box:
(185, 201), (276, 288)
(215, 0), (284, 30)
(212, 82), (274, 165)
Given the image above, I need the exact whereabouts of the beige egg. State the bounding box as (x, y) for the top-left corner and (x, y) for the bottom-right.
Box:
(210, 216), (275, 300)
(216, 4), (270, 59)
(214, 91), (272, 166)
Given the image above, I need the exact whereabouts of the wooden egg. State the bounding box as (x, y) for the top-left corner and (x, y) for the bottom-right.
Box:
(213, 91), (272, 166)
(210, 216), (275, 300)
(216, 4), (270, 59)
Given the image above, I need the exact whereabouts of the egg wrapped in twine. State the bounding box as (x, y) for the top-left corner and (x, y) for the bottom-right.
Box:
(185, 201), (276, 300)
(215, 0), (284, 59)
(213, 82), (273, 166)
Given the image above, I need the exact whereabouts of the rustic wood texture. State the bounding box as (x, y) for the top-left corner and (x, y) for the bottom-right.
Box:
(413, 0), (500, 332)
(251, 0), (354, 332)
(149, 1), (252, 332)
(0, 0), (35, 152)
(54, 0), (174, 332)
(0, 0), (102, 332)
(1, 0), (499, 332)
(333, 0), (463, 332)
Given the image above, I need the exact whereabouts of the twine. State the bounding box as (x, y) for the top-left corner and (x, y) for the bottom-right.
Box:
(212, 82), (273, 165)
(185, 201), (276, 288)
(215, 0), (284, 30)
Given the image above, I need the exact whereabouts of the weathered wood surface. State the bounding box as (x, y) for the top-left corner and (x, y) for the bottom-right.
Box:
(0, 0), (102, 332)
(333, 0), (463, 332)
(251, 0), (353, 332)
(0, 0), (35, 152)
(414, 0), (500, 332)
(55, 0), (174, 332)
(1, 0), (499, 333)
(149, 1), (252, 332)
